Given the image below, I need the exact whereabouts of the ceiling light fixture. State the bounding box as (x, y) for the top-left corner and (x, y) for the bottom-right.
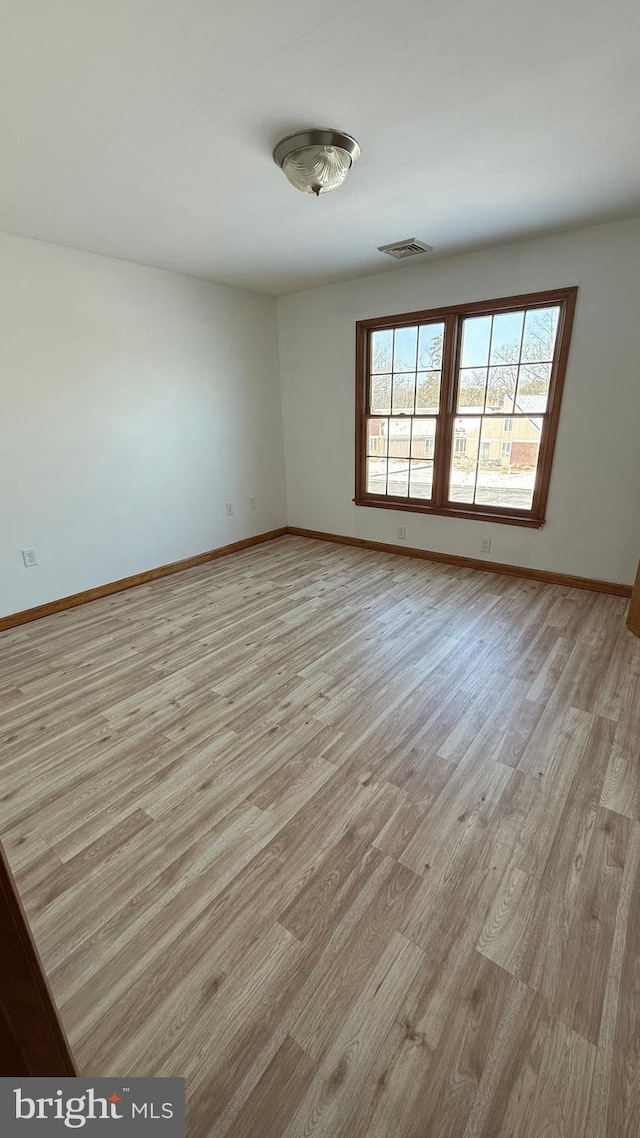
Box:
(273, 128), (360, 197)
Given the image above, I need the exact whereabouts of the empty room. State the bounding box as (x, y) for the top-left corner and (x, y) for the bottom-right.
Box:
(1, 0), (640, 1135)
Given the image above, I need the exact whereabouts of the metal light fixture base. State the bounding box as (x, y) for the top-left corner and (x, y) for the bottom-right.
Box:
(273, 129), (360, 168)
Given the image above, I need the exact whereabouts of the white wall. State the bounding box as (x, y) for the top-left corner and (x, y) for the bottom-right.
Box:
(0, 232), (286, 618)
(278, 217), (640, 586)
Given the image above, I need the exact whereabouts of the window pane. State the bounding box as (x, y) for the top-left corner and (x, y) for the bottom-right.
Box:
(410, 418), (436, 458)
(418, 323), (444, 369)
(393, 326), (418, 371)
(486, 365), (518, 413)
(489, 311), (524, 365)
(371, 329), (393, 373)
(460, 315), (492, 367)
(367, 418), (388, 456)
(387, 460), (410, 497)
(477, 417), (502, 473)
(370, 373), (391, 414)
(416, 370), (441, 414)
(521, 307), (559, 362)
(474, 417), (542, 509)
(366, 457), (387, 495)
(409, 460), (433, 499)
(457, 367), (487, 411)
(449, 417), (480, 503)
(388, 418), (411, 457)
(392, 373), (415, 414)
(516, 362), (552, 411)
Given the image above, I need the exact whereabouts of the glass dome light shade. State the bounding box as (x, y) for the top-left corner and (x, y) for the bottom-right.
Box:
(273, 129), (360, 196)
(283, 144), (352, 195)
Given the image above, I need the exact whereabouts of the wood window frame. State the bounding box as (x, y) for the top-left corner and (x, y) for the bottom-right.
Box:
(355, 286), (578, 528)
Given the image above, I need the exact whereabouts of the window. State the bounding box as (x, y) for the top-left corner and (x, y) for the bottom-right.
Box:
(355, 287), (577, 527)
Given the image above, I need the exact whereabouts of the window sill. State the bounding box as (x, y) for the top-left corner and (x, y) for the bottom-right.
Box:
(353, 496), (545, 529)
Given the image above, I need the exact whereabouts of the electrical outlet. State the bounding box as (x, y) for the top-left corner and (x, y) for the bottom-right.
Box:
(225, 502), (234, 516)
(480, 537), (492, 554)
(397, 526), (407, 541)
(21, 547), (38, 568)
(249, 496), (257, 510)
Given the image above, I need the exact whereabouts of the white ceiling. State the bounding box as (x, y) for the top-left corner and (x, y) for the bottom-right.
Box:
(2, 0), (639, 295)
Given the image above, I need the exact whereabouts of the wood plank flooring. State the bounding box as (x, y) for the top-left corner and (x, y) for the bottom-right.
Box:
(1, 534), (639, 1136)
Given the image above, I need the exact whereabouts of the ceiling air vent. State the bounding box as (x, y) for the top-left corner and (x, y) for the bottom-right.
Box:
(377, 238), (433, 259)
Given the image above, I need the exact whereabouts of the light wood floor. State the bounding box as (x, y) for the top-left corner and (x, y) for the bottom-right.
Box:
(1, 535), (639, 1137)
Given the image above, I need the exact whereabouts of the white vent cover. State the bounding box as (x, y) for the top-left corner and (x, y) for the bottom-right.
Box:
(377, 238), (433, 259)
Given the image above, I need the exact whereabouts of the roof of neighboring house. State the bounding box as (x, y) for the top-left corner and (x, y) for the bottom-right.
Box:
(515, 394), (546, 415)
